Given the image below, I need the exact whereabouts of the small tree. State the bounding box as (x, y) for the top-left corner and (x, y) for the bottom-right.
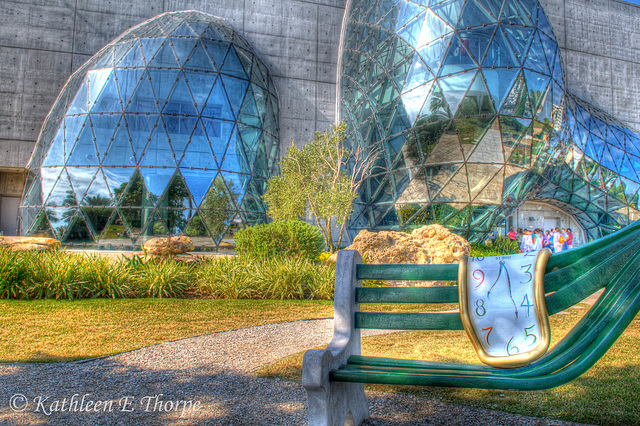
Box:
(263, 122), (381, 253)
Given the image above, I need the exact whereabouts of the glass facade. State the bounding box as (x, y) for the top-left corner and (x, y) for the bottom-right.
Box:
(19, 11), (279, 250)
(341, 0), (640, 241)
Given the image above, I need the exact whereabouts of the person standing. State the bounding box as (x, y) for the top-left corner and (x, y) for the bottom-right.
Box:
(508, 227), (517, 240)
(553, 227), (564, 253)
(533, 229), (543, 251)
(566, 228), (574, 249)
(521, 229), (534, 252)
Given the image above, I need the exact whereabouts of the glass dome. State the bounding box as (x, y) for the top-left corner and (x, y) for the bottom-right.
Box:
(341, 0), (640, 241)
(19, 11), (279, 250)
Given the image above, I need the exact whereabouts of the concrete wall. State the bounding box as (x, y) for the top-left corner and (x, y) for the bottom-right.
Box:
(0, 0), (346, 171)
(540, 0), (640, 131)
(509, 201), (585, 245)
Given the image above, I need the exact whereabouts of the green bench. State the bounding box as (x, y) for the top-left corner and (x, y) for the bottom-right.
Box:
(302, 220), (640, 426)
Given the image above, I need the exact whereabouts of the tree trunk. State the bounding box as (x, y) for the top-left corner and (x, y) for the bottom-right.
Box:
(336, 217), (348, 252)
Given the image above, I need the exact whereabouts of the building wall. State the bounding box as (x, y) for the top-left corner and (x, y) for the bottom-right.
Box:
(509, 201), (585, 246)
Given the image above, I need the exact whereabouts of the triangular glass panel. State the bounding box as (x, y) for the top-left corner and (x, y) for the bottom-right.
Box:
(424, 122), (464, 164)
(97, 210), (135, 246)
(221, 47), (248, 79)
(63, 115), (89, 161)
(201, 24), (225, 41)
(137, 210), (169, 243)
(114, 68), (145, 106)
(458, 0), (497, 28)
(102, 123), (135, 167)
(455, 73), (496, 117)
(483, 28), (519, 68)
(67, 119), (99, 166)
(184, 40), (216, 71)
(162, 114), (196, 160)
(87, 68), (113, 110)
(180, 169), (214, 208)
(125, 114), (157, 158)
(184, 211), (214, 240)
(90, 73), (122, 113)
(431, 0), (465, 27)
(467, 119), (503, 163)
(482, 68), (519, 112)
(139, 168), (175, 205)
(456, 116), (494, 148)
(163, 72), (198, 116)
(171, 21), (198, 37)
(170, 37), (197, 67)
(418, 82), (452, 121)
(26, 208), (54, 238)
(438, 71), (476, 116)
(203, 40), (230, 70)
(124, 71), (159, 114)
(479, 0), (505, 20)
(183, 70), (216, 113)
(62, 211), (94, 243)
(83, 169), (113, 206)
(235, 47), (253, 76)
(507, 123), (533, 167)
(204, 118), (234, 163)
(417, 33), (453, 76)
(396, 11), (426, 47)
(433, 166), (471, 203)
(425, 163), (462, 199)
(82, 202), (115, 239)
(401, 81), (433, 123)
(416, 9), (452, 48)
(147, 69), (180, 111)
(503, 24), (534, 64)
(117, 40), (145, 67)
(202, 77), (234, 120)
(147, 40), (180, 68)
(458, 25), (496, 66)
(402, 55), (434, 95)
(221, 128), (248, 174)
(179, 119), (216, 169)
(67, 77), (89, 115)
(467, 163), (502, 200)
(139, 127), (176, 168)
(238, 91), (261, 127)
(42, 123), (66, 167)
(46, 168), (76, 207)
(139, 38), (164, 63)
(439, 34), (478, 76)
(68, 166), (99, 205)
(46, 207), (75, 240)
(155, 174), (193, 235)
(221, 75), (249, 119)
(523, 69), (551, 113)
(473, 166), (505, 203)
(101, 167), (135, 205)
(90, 114), (121, 160)
(500, 71), (532, 117)
(502, 0), (534, 26)
(524, 31), (550, 74)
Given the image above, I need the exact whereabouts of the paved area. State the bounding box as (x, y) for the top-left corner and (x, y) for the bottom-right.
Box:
(0, 318), (589, 425)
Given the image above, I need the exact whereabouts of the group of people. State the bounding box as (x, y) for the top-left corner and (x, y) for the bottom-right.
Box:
(507, 227), (573, 253)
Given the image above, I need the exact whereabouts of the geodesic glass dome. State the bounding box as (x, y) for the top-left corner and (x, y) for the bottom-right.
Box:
(19, 11), (279, 250)
(341, 0), (640, 241)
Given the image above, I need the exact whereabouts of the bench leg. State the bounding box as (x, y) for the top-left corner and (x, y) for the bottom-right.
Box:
(307, 381), (368, 426)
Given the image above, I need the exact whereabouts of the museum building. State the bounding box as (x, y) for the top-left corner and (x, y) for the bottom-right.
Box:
(2, 0), (640, 248)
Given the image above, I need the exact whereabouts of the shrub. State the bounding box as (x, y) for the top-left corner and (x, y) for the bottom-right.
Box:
(470, 237), (520, 257)
(235, 220), (325, 259)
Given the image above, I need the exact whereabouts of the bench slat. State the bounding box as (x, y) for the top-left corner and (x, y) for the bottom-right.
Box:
(356, 264), (458, 281)
(355, 312), (464, 330)
(355, 287), (459, 304)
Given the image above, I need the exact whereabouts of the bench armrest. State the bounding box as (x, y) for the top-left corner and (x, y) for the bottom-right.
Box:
(303, 249), (362, 390)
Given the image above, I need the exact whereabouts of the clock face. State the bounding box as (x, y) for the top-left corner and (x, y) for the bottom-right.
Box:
(459, 249), (552, 368)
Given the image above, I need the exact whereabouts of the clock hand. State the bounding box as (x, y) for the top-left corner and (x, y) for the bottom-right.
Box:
(487, 261), (519, 319)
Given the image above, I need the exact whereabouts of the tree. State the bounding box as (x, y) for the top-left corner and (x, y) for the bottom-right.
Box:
(263, 122), (381, 253)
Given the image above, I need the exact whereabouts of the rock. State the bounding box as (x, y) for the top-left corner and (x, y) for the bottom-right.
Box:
(143, 236), (195, 256)
(0, 236), (61, 252)
(329, 224), (470, 265)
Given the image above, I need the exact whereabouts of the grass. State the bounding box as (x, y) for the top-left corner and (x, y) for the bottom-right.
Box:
(256, 305), (640, 426)
(0, 299), (440, 363)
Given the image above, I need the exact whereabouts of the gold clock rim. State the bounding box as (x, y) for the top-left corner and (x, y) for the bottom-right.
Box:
(459, 248), (552, 369)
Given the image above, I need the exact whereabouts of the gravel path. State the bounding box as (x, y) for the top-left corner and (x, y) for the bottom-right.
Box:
(0, 320), (587, 425)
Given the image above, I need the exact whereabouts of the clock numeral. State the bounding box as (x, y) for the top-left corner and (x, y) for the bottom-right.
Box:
(521, 264), (533, 283)
(473, 269), (485, 288)
(525, 324), (537, 346)
(475, 299), (486, 317)
(523, 251), (537, 257)
(521, 294), (534, 317)
(474, 256), (485, 262)
(506, 336), (520, 356)
(481, 326), (493, 346)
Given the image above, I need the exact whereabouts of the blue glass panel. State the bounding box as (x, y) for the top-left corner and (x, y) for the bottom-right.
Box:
(201, 24), (224, 41)
(479, 0), (505, 19)
(172, 21), (198, 37)
(164, 72), (198, 116)
(430, 0), (465, 28)
(42, 124), (65, 167)
(395, 0), (423, 32)
(103, 123), (135, 166)
(458, 25), (496, 66)
(183, 70), (216, 113)
(147, 69), (179, 110)
(139, 38), (164, 64)
(68, 167), (98, 204)
(201, 77), (232, 120)
(439, 34), (479, 76)
(238, 124), (261, 153)
(417, 34), (453, 77)
(67, 78), (89, 115)
(221, 47), (247, 79)
(180, 119), (216, 169)
(204, 118), (235, 161)
(455, 73), (495, 117)
(184, 40), (216, 71)
(125, 71), (159, 114)
(221, 171), (249, 203)
(500, 71), (532, 118)
(147, 40), (180, 68)
(103, 167), (136, 203)
(116, 40), (144, 67)
(221, 127), (248, 174)
(397, 12), (425, 47)
(84, 169), (113, 205)
(124, 114), (156, 156)
(438, 71), (475, 115)
(90, 114), (120, 158)
(402, 81), (433, 123)
(523, 69), (550, 112)
(139, 127), (176, 168)
(163, 115), (197, 159)
(524, 32), (550, 74)
(220, 75), (249, 118)
(115, 68), (145, 106)
(181, 168), (214, 207)
(502, 0), (534, 26)
(503, 25), (534, 65)
(552, 54), (563, 86)
(402, 55), (432, 94)
(202, 40), (230, 70)
(91, 74), (122, 113)
(139, 168), (175, 204)
(67, 118), (98, 166)
(170, 37), (197, 66)
(45, 169), (75, 206)
(458, 0), (497, 28)
(483, 28), (518, 68)
(87, 68), (113, 110)
(482, 68), (519, 110)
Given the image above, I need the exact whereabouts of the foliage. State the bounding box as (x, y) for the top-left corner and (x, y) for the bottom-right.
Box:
(263, 122), (381, 252)
(470, 237), (520, 257)
(235, 220), (325, 260)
